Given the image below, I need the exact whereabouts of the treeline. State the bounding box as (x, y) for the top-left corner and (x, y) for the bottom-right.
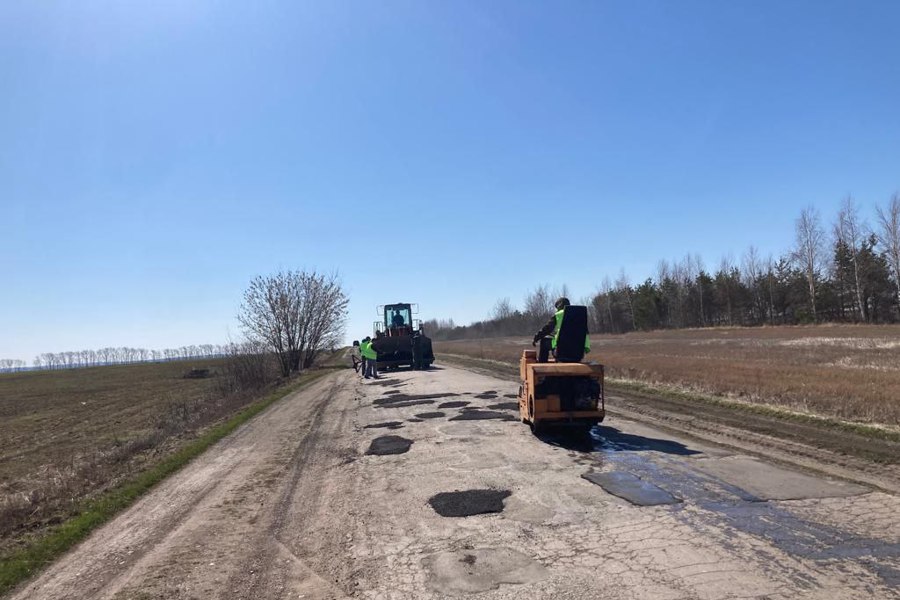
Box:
(3, 345), (230, 372)
(426, 195), (900, 340)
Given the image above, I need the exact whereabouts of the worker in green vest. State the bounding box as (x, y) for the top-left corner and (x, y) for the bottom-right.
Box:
(532, 297), (590, 354)
(361, 336), (379, 379)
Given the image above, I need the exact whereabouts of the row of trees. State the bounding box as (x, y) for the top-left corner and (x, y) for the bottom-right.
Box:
(427, 194), (900, 340)
(0, 359), (27, 372)
(0, 345), (230, 372)
(2, 270), (348, 376)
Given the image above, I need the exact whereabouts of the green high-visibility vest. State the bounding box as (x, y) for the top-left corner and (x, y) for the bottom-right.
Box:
(361, 341), (377, 360)
(552, 309), (591, 352)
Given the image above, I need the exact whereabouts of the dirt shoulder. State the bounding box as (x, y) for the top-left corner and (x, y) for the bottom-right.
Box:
(438, 353), (900, 494)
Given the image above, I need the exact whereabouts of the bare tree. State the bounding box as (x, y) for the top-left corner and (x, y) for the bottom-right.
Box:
(875, 193), (900, 309)
(238, 269), (348, 376)
(490, 297), (514, 321)
(615, 268), (636, 331)
(523, 284), (554, 329)
(794, 206), (825, 321)
(835, 196), (866, 320)
(742, 245), (764, 323)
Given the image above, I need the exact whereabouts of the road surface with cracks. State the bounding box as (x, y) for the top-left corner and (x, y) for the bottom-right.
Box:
(9, 365), (900, 599)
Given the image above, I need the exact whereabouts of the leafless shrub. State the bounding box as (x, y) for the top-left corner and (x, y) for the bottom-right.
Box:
(238, 269), (348, 376)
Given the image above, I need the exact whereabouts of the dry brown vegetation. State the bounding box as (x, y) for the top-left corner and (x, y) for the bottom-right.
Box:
(435, 324), (900, 427)
(0, 357), (277, 556)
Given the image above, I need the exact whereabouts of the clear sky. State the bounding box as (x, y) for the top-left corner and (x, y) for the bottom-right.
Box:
(3, 1), (899, 361)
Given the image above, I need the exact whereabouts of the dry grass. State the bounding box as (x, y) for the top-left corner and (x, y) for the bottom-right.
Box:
(435, 324), (900, 427)
(0, 359), (260, 555)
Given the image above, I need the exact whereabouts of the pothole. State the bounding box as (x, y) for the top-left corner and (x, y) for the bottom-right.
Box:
(438, 400), (470, 409)
(415, 412), (446, 419)
(364, 421), (404, 430)
(486, 402), (518, 411)
(424, 547), (548, 593)
(450, 410), (516, 421)
(366, 435), (413, 456)
(428, 489), (511, 517)
(475, 392), (499, 399)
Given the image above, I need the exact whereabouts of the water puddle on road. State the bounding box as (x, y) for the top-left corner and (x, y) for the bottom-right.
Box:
(581, 471), (681, 506)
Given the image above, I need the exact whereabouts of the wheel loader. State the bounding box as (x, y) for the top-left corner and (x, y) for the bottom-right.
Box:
(518, 305), (605, 433)
(372, 303), (435, 370)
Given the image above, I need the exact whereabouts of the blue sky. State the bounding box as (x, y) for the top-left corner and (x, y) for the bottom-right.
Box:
(3, 1), (899, 361)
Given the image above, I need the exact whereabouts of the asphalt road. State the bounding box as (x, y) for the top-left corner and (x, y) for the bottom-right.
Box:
(9, 365), (900, 599)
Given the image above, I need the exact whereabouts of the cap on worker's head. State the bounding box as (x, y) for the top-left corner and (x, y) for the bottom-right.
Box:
(554, 297), (570, 310)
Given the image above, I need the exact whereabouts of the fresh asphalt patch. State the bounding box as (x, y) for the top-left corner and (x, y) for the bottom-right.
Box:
(450, 410), (516, 421)
(438, 401), (470, 409)
(415, 412), (446, 419)
(375, 399), (437, 408)
(364, 421), (405, 430)
(428, 489), (512, 517)
(366, 435), (414, 456)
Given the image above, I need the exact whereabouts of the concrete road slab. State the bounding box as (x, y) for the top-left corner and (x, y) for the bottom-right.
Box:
(692, 455), (869, 500)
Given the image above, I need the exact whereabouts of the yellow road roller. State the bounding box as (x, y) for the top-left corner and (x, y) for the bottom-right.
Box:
(518, 305), (605, 434)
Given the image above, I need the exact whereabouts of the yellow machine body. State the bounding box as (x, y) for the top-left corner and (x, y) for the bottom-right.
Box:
(518, 349), (605, 433)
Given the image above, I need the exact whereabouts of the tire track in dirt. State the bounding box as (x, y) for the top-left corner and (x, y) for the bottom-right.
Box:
(232, 376), (352, 599)
(7, 374), (350, 600)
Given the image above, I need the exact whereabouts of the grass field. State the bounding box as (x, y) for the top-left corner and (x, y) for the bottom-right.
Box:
(434, 324), (900, 427)
(0, 358), (280, 558)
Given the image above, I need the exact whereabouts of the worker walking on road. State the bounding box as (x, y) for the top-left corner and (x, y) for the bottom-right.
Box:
(532, 297), (591, 357)
(361, 336), (379, 379)
(350, 340), (362, 375)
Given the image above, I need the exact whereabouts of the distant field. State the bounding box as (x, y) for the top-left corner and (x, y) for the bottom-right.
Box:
(0, 359), (238, 555)
(434, 324), (900, 427)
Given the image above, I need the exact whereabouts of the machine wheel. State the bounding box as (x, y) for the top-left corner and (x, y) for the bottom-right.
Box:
(528, 397), (543, 434)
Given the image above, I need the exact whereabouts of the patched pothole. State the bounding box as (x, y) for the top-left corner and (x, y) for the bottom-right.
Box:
(364, 421), (405, 430)
(450, 410), (516, 421)
(428, 489), (511, 517)
(438, 401), (470, 409)
(415, 412), (446, 419)
(366, 435), (413, 456)
(374, 398), (437, 409)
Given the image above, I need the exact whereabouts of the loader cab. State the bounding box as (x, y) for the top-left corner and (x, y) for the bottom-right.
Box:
(374, 303), (417, 337)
